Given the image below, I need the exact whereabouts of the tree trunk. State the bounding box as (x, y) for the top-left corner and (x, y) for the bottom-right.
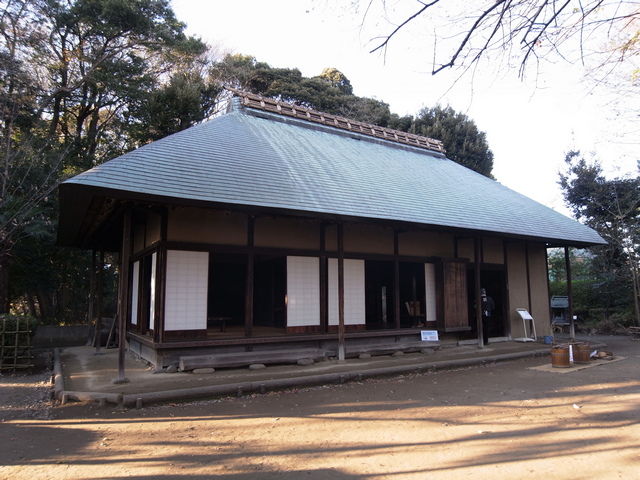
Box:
(27, 295), (37, 317)
(36, 289), (53, 324)
(630, 263), (640, 327)
(0, 254), (8, 314)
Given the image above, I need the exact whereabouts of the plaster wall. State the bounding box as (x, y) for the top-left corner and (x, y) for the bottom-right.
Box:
(483, 238), (504, 264)
(132, 212), (163, 253)
(255, 217), (320, 250)
(167, 208), (246, 245)
(132, 224), (145, 254)
(506, 243), (551, 338)
(527, 244), (552, 336)
(398, 231), (454, 257)
(343, 224), (394, 254)
(146, 212), (162, 246)
(457, 238), (475, 261)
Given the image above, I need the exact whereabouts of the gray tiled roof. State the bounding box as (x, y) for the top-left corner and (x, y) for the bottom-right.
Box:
(59, 98), (605, 247)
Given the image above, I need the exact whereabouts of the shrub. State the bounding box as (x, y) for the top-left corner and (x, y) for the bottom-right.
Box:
(582, 310), (636, 334)
(0, 314), (38, 344)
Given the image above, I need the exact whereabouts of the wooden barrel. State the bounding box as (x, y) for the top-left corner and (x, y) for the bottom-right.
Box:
(551, 345), (570, 368)
(573, 342), (591, 364)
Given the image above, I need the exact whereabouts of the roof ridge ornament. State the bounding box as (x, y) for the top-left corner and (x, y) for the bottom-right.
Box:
(226, 87), (446, 154)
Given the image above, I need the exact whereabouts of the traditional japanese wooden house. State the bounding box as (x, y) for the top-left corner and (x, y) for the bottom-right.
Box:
(57, 90), (606, 369)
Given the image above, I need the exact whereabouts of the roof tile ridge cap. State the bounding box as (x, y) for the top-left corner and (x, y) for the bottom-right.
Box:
(225, 87), (445, 154)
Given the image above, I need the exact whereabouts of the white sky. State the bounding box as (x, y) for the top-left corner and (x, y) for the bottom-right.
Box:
(171, 0), (639, 217)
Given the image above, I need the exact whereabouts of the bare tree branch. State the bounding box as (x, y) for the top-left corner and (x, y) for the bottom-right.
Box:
(363, 0), (640, 78)
(369, 0), (443, 55)
(433, 0), (509, 74)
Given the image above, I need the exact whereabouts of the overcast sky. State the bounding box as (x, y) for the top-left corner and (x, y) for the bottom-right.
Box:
(171, 0), (639, 217)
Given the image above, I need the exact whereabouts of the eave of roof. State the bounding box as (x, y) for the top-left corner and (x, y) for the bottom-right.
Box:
(57, 92), (606, 249)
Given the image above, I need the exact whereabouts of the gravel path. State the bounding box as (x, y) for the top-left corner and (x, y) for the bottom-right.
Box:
(1, 336), (638, 480)
(0, 350), (55, 422)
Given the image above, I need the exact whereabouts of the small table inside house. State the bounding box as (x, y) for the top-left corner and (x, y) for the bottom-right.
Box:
(207, 316), (231, 332)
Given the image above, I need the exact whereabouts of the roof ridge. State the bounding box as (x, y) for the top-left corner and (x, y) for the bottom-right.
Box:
(226, 87), (446, 154)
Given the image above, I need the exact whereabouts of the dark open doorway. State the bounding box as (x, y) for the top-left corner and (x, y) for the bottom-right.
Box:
(467, 266), (507, 340)
(365, 261), (395, 329)
(208, 253), (246, 330)
(399, 262), (426, 327)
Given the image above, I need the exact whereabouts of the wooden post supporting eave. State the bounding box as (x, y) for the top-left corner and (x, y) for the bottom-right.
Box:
(89, 250), (99, 352)
(319, 223), (328, 333)
(114, 207), (131, 384)
(95, 251), (105, 354)
(245, 215), (255, 342)
(394, 230), (401, 329)
(88, 250), (95, 337)
(565, 246), (575, 339)
(338, 223), (345, 361)
(475, 238), (484, 348)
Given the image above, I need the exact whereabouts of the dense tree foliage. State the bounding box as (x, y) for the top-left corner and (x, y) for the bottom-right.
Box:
(559, 151), (640, 326)
(130, 71), (221, 144)
(0, 0), (208, 319)
(411, 105), (494, 177)
(210, 54), (412, 127)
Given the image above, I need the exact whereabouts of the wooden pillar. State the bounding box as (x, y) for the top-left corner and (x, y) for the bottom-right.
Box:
(88, 250), (95, 337)
(394, 230), (401, 329)
(156, 209), (168, 343)
(475, 238), (484, 348)
(503, 240), (512, 338)
(565, 246), (575, 339)
(94, 250), (105, 354)
(89, 250), (102, 355)
(319, 223), (328, 332)
(114, 207), (131, 384)
(525, 244), (532, 312)
(154, 248), (166, 344)
(337, 223), (345, 361)
(245, 216), (255, 340)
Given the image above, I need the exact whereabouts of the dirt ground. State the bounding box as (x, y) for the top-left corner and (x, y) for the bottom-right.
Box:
(1, 335), (639, 480)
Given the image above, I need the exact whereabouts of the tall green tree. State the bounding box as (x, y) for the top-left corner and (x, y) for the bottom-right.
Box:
(131, 70), (221, 144)
(0, 0), (209, 318)
(38, 0), (207, 167)
(210, 54), (400, 126)
(410, 105), (494, 177)
(559, 150), (640, 325)
(1, 0), (63, 313)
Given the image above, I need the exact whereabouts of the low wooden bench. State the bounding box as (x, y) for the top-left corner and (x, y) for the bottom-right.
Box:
(629, 326), (640, 340)
(179, 348), (329, 371)
(346, 341), (440, 358)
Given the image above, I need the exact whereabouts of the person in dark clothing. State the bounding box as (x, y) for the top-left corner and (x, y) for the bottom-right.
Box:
(481, 288), (495, 345)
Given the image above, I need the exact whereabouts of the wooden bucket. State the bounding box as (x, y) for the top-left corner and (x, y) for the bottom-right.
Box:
(573, 342), (591, 364)
(551, 345), (570, 368)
